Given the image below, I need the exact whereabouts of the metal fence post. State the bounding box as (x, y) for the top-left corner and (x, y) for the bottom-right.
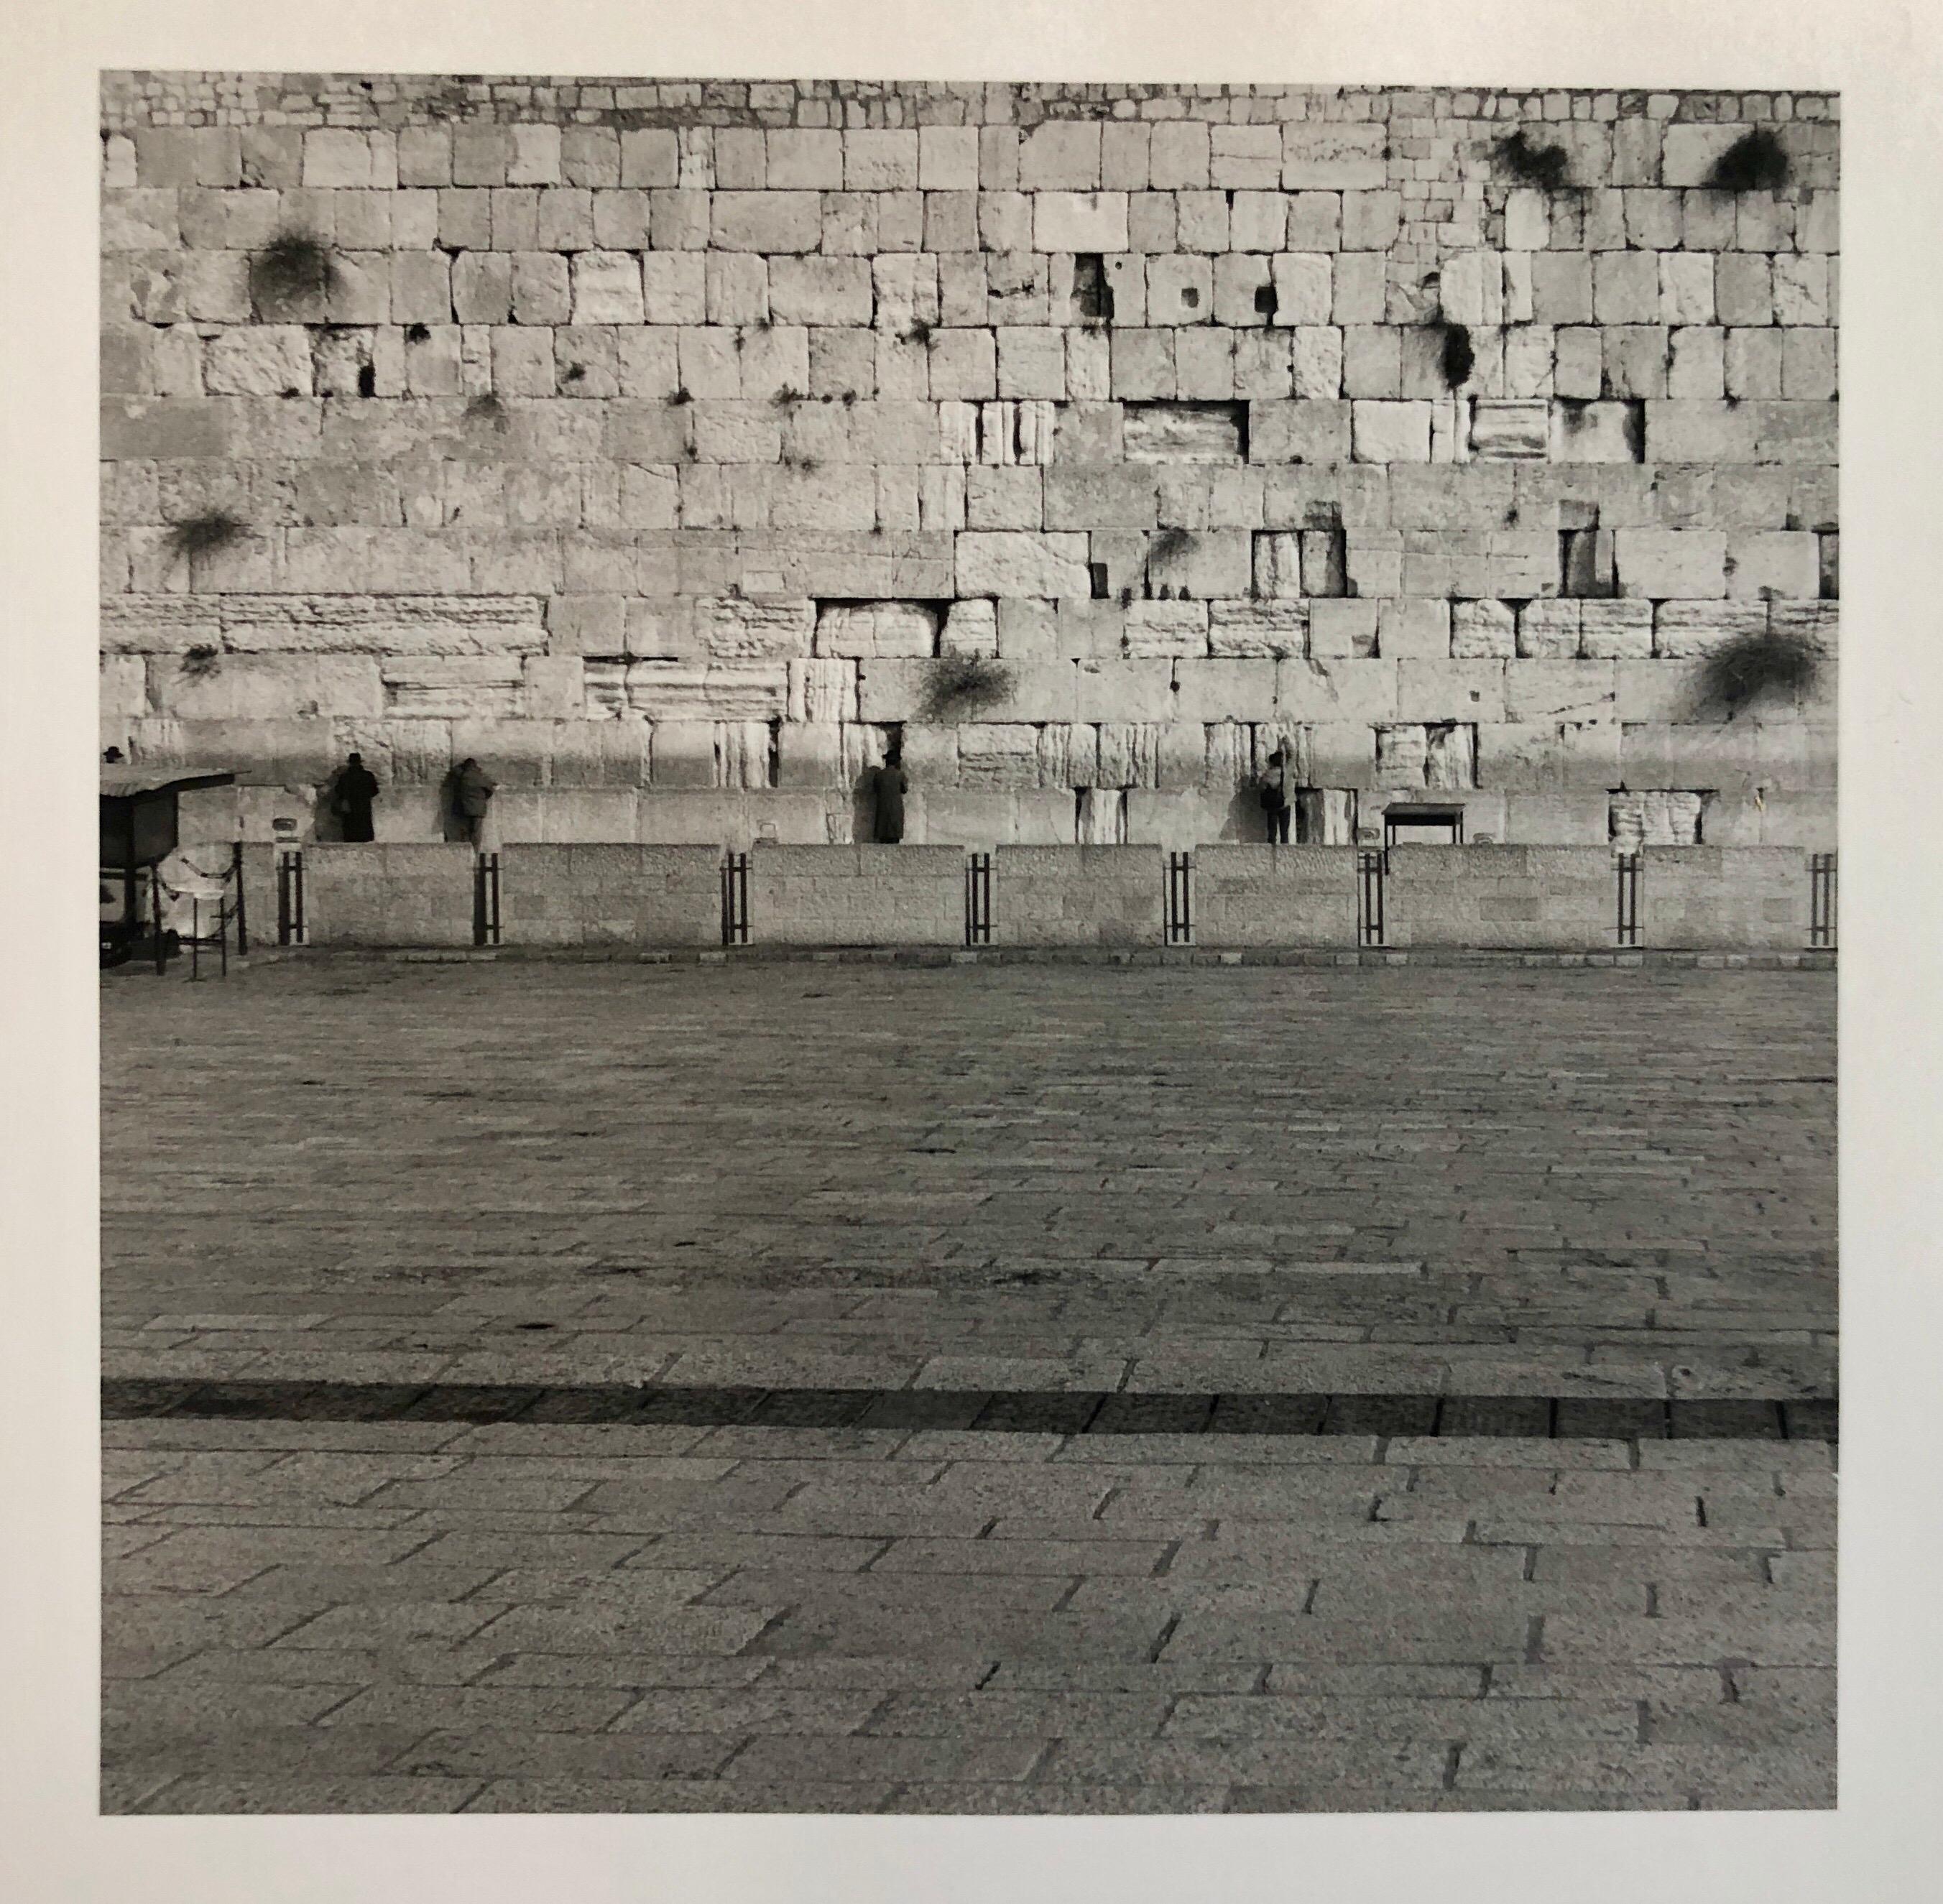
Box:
(1356, 849), (1387, 948)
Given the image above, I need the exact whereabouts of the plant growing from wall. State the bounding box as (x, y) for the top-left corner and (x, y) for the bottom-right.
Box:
(1151, 525), (1195, 563)
(921, 653), (1015, 720)
(463, 393), (509, 431)
(180, 643), (222, 680)
(164, 509), (246, 563)
(1492, 129), (1572, 190)
(902, 317), (934, 346)
(1697, 623), (1824, 718)
(1705, 126), (1791, 193)
(252, 228), (340, 309)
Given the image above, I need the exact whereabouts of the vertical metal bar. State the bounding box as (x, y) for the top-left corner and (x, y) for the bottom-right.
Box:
(293, 849), (304, 945)
(190, 897), (200, 981)
(490, 853), (501, 946)
(277, 852), (290, 946)
(473, 854), (487, 948)
(152, 869), (167, 975)
(232, 840), (248, 956)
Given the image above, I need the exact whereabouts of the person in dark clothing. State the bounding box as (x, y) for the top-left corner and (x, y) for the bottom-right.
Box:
(330, 752), (379, 842)
(870, 737), (906, 845)
(452, 757), (496, 847)
(1259, 743), (1291, 844)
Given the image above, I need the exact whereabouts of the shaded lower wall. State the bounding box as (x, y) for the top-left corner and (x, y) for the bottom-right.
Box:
(210, 841), (1832, 953)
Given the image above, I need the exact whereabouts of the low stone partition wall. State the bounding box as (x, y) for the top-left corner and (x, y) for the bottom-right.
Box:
(1193, 847), (1360, 948)
(499, 844), (721, 948)
(747, 846), (964, 948)
(1642, 846), (1813, 951)
(992, 846), (1164, 948)
(1385, 845), (1620, 951)
(300, 844), (476, 948)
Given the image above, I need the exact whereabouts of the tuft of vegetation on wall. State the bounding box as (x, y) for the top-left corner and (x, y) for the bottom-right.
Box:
(921, 653), (1015, 720)
(1706, 126), (1791, 193)
(1698, 624), (1823, 716)
(164, 510), (246, 561)
(1493, 129), (1572, 190)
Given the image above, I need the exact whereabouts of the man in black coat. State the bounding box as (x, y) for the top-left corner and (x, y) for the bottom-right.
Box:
(330, 752), (379, 842)
(870, 737), (906, 845)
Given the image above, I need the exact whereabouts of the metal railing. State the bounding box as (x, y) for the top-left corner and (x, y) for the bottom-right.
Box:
(1615, 853), (1643, 947)
(964, 852), (992, 946)
(1165, 851), (1193, 945)
(275, 849), (305, 946)
(1810, 852), (1837, 948)
(473, 852), (502, 948)
(720, 851), (750, 946)
(1356, 849), (1387, 948)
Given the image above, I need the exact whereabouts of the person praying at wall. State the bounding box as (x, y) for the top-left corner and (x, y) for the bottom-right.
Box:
(1259, 742), (1292, 845)
(871, 736), (907, 846)
(330, 752), (380, 844)
(453, 757), (496, 848)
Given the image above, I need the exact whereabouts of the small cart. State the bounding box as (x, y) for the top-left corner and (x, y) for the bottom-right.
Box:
(100, 770), (236, 971)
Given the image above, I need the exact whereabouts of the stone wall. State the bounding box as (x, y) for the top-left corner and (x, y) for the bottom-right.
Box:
(497, 842), (721, 945)
(1385, 843), (1617, 948)
(299, 842), (476, 946)
(1640, 843), (1810, 949)
(993, 845), (1164, 945)
(103, 77), (1837, 854)
(1193, 845), (1359, 946)
(745, 843), (964, 944)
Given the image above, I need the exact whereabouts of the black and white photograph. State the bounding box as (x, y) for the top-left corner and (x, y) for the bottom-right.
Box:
(89, 64), (1848, 1818)
(9, 1), (1943, 1894)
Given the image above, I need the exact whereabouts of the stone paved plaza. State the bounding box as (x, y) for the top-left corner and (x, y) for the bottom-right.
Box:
(100, 958), (1836, 1812)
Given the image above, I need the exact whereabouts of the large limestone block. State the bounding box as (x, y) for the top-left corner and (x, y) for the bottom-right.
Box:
(1578, 601), (1656, 660)
(202, 328), (313, 395)
(787, 657), (859, 724)
(101, 596), (222, 655)
(939, 599), (1000, 657)
(1518, 600), (1582, 660)
(1352, 401), (1431, 463)
(1123, 601), (1209, 659)
(956, 530), (1092, 597)
(1551, 399), (1644, 464)
(1653, 600), (1768, 659)
(1209, 601), (1309, 658)
(1071, 659), (1173, 723)
(1043, 465), (1158, 530)
(1169, 659), (1278, 722)
(1280, 124), (1387, 190)
(1504, 660), (1619, 724)
(1032, 192), (1130, 252)
(711, 191), (823, 252)
(1615, 529), (1729, 601)
(812, 601), (941, 659)
(624, 660), (788, 721)
(1476, 720), (1621, 792)
(957, 724), (1042, 789)
(1379, 599), (1453, 661)
(693, 596), (814, 662)
(219, 596), (545, 655)
(1395, 660), (1506, 723)
(1469, 399), (1549, 460)
(1451, 599), (1516, 660)
(1276, 657), (1397, 723)
(1726, 531), (1820, 601)
(149, 655), (383, 721)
